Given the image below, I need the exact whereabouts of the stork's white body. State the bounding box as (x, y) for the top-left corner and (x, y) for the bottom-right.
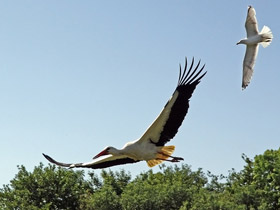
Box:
(119, 140), (159, 161)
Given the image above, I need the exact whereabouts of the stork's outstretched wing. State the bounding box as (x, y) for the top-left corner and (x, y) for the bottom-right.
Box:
(139, 57), (206, 146)
(43, 153), (139, 169)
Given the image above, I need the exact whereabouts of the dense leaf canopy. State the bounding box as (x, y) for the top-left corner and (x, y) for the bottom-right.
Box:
(1, 148), (280, 210)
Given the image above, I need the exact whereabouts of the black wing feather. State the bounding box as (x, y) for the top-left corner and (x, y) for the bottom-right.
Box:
(43, 153), (139, 169)
(88, 158), (140, 169)
(155, 57), (206, 146)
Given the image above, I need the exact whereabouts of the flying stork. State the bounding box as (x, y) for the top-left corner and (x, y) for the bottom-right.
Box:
(43, 57), (206, 169)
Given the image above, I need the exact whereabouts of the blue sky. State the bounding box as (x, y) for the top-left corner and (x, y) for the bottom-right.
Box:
(1, 1), (280, 186)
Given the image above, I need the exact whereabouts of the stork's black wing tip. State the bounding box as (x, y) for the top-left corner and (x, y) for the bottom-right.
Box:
(177, 57), (206, 86)
(42, 153), (55, 163)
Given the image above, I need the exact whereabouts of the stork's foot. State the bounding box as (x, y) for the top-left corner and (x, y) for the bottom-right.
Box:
(170, 157), (184, 162)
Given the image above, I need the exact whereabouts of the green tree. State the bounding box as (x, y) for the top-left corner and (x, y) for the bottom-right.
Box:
(0, 163), (90, 210)
(80, 169), (131, 210)
(226, 149), (280, 210)
(253, 149), (280, 209)
(1, 148), (280, 210)
(182, 173), (244, 210)
(120, 164), (207, 210)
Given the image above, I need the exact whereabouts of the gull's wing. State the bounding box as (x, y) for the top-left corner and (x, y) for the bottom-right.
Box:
(245, 6), (259, 37)
(138, 57), (206, 146)
(43, 153), (139, 169)
(242, 44), (259, 89)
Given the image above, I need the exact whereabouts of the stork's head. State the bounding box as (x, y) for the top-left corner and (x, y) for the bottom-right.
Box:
(93, 146), (118, 159)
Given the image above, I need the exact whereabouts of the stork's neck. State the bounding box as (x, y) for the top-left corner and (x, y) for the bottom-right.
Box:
(109, 147), (124, 156)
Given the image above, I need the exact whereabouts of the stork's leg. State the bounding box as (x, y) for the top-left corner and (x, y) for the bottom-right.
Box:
(158, 152), (184, 161)
(157, 151), (184, 163)
(151, 146), (184, 166)
(156, 157), (182, 163)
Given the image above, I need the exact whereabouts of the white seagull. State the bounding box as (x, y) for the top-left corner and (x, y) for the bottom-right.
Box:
(237, 5), (273, 89)
(43, 57), (206, 169)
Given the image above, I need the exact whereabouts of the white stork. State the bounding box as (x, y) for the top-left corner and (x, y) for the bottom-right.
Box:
(43, 57), (206, 169)
(237, 5), (273, 89)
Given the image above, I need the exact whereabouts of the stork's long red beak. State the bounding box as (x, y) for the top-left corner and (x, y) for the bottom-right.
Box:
(93, 149), (109, 159)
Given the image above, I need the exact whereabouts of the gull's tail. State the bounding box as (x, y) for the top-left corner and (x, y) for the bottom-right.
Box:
(260, 25), (273, 48)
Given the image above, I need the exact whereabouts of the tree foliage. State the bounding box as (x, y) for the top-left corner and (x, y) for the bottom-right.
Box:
(0, 163), (90, 209)
(1, 148), (280, 209)
(226, 150), (280, 210)
(121, 164), (207, 210)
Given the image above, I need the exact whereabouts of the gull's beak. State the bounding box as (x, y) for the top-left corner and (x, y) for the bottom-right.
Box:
(93, 149), (109, 159)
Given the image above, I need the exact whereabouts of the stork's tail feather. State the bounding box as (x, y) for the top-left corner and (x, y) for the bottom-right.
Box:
(146, 145), (175, 167)
(147, 159), (165, 167)
(260, 25), (273, 48)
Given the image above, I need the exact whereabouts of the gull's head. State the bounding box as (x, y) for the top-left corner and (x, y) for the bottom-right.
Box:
(93, 146), (118, 159)
(236, 39), (246, 45)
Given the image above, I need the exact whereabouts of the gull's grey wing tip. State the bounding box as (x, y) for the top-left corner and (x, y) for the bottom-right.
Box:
(242, 84), (248, 90)
(242, 68), (253, 90)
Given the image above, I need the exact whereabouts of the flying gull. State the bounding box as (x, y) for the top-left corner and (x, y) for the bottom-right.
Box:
(237, 5), (273, 89)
